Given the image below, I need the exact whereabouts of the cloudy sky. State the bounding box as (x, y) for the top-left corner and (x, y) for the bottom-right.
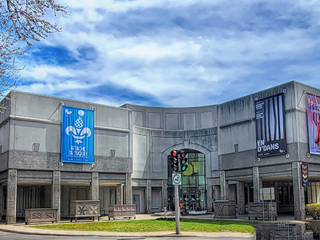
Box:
(15, 0), (320, 107)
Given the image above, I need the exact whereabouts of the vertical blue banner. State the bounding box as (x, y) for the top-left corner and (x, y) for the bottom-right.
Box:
(61, 106), (94, 164)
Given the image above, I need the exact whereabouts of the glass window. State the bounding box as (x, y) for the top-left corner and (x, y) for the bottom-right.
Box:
(167, 149), (207, 211)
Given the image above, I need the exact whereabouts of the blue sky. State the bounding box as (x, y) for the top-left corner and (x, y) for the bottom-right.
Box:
(15, 0), (320, 107)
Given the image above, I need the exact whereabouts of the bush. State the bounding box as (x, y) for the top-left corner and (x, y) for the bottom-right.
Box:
(306, 203), (320, 219)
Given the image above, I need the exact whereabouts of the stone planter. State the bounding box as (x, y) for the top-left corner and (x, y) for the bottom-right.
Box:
(214, 200), (237, 219)
(25, 208), (58, 225)
(108, 204), (136, 220)
(248, 202), (277, 220)
(70, 200), (100, 222)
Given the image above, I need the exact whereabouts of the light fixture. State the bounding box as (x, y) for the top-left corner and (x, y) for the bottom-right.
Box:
(110, 149), (116, 157)
(32, 143), (40, 152)
(234, 144), (238, 153)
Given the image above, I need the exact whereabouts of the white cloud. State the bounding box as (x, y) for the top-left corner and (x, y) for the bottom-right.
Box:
(22, 65), (74, 81)
(15, 0), (320, 107)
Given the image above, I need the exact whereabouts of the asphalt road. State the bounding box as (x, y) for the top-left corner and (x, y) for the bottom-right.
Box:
(0, 231), (253, 240)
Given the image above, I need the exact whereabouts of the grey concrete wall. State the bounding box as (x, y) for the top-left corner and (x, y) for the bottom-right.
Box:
(293, 82), (320, 163)
(0, 92), (12, 123)
(122, 104), (218, 130)
(0, 91), (133, 175)
(132, 125), (217, 180)
(218, 82), (303, 179)
(0, 122), (10, 153)
(8, 150), (131, 173)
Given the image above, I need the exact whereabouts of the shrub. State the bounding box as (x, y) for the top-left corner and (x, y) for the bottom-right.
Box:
(306, 203), (320, 219)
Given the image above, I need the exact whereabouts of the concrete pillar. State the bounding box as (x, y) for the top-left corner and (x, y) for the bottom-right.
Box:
(6, 169), (17, 224)
(61, 186), (69, 218)
(0, 184), (3, 221)
(292, 162), (306, 220)
(125, 173), (132, 204)
(144, 186), (148, 213)
(90, 172), (99, 200)
(220, 171), (228, 200)
(275, 182), (279, 210)
(116, 184), (122, 205)
(214, 185), (220, 200)
(207, 180), (213, 212)
(237, 181), (246, 215)
(52, 171), (61, 221)
(146, 180), (151, 213)
(162, 180), (167, 211)
(253, 167), (261, 203)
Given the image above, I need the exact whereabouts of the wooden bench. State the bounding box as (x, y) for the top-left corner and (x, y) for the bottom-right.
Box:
(70, 200), (100, 222)
(108, 204), (136, 220)
(25, 208), (58, 225)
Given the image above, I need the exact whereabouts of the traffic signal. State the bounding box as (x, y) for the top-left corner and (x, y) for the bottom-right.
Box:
(180, 151), (188, 172)
(170, 150), (179, 172)
(301, 163), (309, 187)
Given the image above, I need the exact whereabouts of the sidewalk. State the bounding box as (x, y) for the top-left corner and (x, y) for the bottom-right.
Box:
(0, 213), (258, 239)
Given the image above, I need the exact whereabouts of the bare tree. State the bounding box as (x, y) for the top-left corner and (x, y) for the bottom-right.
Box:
(0, 0), (68, 109)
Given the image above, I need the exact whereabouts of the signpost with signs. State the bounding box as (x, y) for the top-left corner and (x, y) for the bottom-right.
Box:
(172, 173), (181, 185)
(170, 149), (190, 235)
(170, 149), (184, 235)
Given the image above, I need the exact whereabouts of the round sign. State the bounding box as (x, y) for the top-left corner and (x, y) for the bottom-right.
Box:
(172, 173), (181, 185)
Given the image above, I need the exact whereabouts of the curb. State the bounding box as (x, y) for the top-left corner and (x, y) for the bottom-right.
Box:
(0, 225), (255, 238)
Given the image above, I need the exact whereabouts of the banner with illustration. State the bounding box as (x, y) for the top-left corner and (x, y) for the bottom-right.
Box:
(306, 93), (320, 155)
(255, 94), (287, 157)
(61, 106), (94, 164)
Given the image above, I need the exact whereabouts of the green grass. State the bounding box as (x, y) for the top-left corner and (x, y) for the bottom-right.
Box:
(30, 218), (255, 234)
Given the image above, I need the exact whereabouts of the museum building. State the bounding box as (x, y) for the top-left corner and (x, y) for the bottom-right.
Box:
(1, 80), (320, 224)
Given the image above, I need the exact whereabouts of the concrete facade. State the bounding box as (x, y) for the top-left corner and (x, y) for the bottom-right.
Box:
(0, 81), (320, 223)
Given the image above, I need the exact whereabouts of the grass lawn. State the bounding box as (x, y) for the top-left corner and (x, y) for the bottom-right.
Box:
(30, 218), (255, 234)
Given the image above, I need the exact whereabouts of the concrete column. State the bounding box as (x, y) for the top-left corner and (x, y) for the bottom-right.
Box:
(7, 169), (17, 224)
(144, 186), (148, 212)
(0, 184), (3, 221)
(90, 172), (99, 200)
(253, 167), (261, 203)
(125, 173), (132, 204)
(162, 180), (167, 211)
(275, 182), (279, 210)
(52, 171), (61, 221)
(116, 184), (122, 205)
(292, 162), (306, 220)
(220, 171), (228, 200)
(207, 180), (213, 212)
(214, 185), (220, 200)
(61, 186), (69, 218)
(237, 181), (246, 215)
(146, 180), (152, 213)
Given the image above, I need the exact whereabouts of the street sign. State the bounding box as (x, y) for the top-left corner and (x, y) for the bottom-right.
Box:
(172, 173), (181, 185)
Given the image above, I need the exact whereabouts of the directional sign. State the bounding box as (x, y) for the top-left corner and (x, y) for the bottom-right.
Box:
(172, 173), (182, 185)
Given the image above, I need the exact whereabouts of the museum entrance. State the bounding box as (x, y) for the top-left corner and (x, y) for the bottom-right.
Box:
(167, 150), (206, 212)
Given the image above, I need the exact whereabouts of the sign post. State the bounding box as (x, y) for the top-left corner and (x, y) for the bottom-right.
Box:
(172, 172), (181, 234)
